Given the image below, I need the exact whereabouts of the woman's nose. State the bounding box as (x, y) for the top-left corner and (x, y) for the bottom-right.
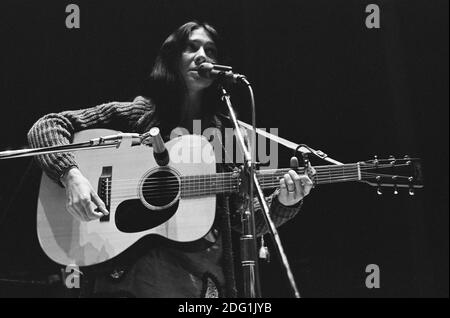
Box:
(194, 47), (207, 65)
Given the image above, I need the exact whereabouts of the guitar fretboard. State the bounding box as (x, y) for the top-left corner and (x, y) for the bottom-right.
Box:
(180, 173), (240, 197)
(179, 163), (362, 197)
(256, 164), (361, 187)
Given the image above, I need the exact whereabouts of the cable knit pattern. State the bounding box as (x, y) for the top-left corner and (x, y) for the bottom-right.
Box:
(27, 97), (153, 183)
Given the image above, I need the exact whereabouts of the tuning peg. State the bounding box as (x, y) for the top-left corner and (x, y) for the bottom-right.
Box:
(389, 155), (396, 166)
(376, 176), (382, 195)
(403, 155), (412, 166)
(302, 153), (310, 167)
(373, 155), (379, 165)
(392, 176), (398, 195)
(404, 155), (412, 166)
(408, 177), (415, 196)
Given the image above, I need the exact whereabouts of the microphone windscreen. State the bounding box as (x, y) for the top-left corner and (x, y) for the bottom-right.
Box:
(197, 63), (214, 78)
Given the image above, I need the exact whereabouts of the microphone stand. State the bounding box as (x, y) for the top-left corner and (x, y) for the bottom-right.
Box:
(219, 82), (301, 298)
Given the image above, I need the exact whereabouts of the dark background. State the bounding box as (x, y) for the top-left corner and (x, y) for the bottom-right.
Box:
(0, 0), (447, 297)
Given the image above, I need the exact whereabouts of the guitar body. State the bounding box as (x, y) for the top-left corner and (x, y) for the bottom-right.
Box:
(37, 129), (217, 267)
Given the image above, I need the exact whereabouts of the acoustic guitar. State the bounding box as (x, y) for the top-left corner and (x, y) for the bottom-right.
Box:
(36, 129), (422, 266)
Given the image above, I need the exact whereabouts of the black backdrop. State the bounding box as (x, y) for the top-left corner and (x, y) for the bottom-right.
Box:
(0, 0), (447, 297)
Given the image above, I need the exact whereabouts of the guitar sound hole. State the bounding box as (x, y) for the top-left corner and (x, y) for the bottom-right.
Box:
(141, 169), (180, 209)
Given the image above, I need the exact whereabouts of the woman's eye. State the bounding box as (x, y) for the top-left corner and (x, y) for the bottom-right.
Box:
(186, 42), (197, 51)
(185, 42), (217, 60)
(206, 48), (217, 59)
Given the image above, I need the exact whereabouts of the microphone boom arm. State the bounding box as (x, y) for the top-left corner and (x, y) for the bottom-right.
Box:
(0, 133), (142, 160)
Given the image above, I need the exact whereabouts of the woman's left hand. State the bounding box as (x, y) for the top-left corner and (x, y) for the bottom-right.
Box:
(277, 169), (315, 206)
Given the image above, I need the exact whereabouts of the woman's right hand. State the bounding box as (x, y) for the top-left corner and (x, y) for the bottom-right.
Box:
(61, 168), (109, 222)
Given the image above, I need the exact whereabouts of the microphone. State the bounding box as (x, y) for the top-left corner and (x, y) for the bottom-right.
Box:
(148, 127), (169, 166)
(89, 133), (142, 146)
(197, 63), (246, 84)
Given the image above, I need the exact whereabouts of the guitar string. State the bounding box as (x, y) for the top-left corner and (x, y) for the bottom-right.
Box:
(107, 172), (362, 191)
(95, 163), (411, 185)
(105, 168), (411, 188)
(89, 163), (414, 200)
(102, 172), (407, 191)
(108, 180), (412, 201)
(109, 173), (360, 194)
(107, 177), (363, 201)
(104, 172), (415, 200)
(105, 170), (410, 192)
(105, 167), (409, 190)
(106, 174), (364, 200)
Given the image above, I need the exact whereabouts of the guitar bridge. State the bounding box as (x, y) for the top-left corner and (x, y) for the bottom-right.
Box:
(97, 166), (112, 222)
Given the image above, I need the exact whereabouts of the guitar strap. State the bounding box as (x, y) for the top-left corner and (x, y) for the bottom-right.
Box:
(236, 120), (312, 154)
(237, 120), (344, 165)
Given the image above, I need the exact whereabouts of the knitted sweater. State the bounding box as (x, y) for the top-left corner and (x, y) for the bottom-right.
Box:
(27, 96), (302, 297)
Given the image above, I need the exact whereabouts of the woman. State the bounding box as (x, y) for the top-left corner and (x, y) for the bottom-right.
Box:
(28, 21), (314, 297)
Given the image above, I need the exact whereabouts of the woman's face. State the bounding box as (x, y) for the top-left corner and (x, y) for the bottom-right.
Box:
(178, 27), (218, 94)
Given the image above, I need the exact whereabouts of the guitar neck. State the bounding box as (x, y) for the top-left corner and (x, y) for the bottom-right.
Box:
(180, 163), (362, 197)
(180, 172), (240, 197)
(256, 163), (362, 189)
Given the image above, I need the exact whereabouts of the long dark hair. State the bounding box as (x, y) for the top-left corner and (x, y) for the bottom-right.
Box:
(146, 21), (224, 132)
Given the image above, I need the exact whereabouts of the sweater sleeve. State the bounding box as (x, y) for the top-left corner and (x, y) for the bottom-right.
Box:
(27, 96), (154, 185)
(228, 188), (302, 237)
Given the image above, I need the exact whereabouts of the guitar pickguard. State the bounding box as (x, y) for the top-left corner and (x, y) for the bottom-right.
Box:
(115, 199), (179, 233)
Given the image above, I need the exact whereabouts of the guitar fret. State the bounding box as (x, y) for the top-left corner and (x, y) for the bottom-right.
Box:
(208, 175), (211, 195)
(196, 175), (199, 195)
(194, 175), (197, 195)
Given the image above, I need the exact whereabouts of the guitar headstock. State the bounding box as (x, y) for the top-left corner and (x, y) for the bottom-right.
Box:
(359, 155), (423, 195)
